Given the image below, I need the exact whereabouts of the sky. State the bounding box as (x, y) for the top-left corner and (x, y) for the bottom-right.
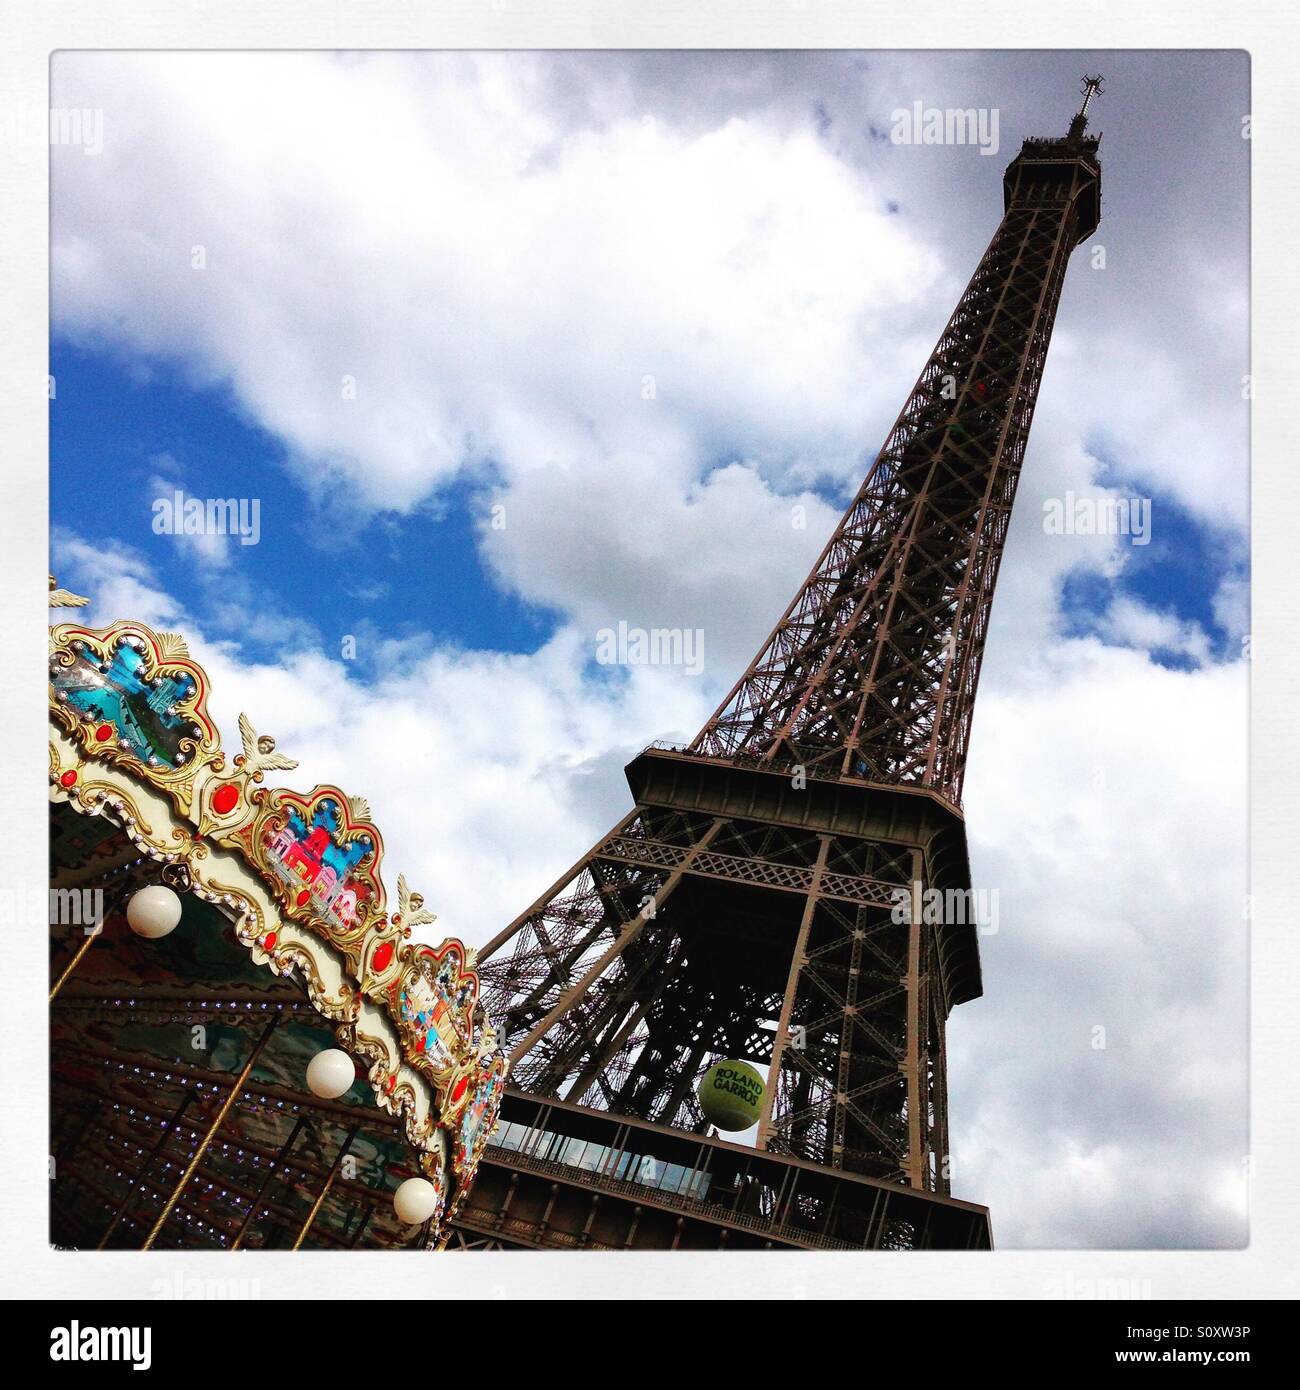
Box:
(49, 49), (1250, 1249)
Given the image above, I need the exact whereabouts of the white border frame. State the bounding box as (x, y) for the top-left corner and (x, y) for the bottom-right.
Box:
(2, 1), (1296, 1301)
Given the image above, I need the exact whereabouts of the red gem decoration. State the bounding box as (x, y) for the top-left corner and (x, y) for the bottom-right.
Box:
(295, 889), (310, 908)
(263, 931), (277, 950)
(59, 770), (78, 787)
(211, 782), (239, 815)
(372, 942), (393, 973)
(451, 1074), (469, 1105)
(385, 1074), (397, 1094)
(94, 723), (113, 742)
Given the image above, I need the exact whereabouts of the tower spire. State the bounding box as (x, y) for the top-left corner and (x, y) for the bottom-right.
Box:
(1068, 73), (1105, 143)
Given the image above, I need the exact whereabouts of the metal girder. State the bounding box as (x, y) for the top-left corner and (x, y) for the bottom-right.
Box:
(690, 161), (1097, 806)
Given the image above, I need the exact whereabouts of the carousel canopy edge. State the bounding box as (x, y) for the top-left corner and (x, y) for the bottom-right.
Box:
(47, 581), (507, 1204)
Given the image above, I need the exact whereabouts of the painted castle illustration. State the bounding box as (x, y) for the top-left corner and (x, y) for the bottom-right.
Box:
(265, 802), (371, 929)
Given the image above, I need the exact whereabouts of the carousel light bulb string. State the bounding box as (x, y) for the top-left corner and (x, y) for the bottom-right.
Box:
(74, 1070), (401, 1239)
(77, 1088), (412, 1245)
(64, 1078), (436, 1245)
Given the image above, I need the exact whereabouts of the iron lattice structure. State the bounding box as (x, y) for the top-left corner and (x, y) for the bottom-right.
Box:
(465, 87), (1102, 1246)
(693, 104), (1102, 805)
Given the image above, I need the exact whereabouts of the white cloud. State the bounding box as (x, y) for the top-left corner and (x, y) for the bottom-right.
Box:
(1212, 569), (1250, 643)
(481, 459), (844, 677)
(959, 642), (1248, 1246)
(1095, 595), (1214, 663)
(50, 526), (184, 631)
(52, 51), (943, 517)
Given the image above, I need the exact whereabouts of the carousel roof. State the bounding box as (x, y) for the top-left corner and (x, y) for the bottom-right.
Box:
(48, 581), (506, 1251)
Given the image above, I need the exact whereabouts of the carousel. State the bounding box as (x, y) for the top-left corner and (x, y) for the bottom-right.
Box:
(47, 580), (506, 1251)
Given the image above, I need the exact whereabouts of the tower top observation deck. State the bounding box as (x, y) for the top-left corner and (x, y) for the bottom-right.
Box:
(1005, 74), (1104, 242)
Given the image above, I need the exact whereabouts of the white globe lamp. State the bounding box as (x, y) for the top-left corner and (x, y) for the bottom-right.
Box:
(126, 884), (183, 939)
(393, 1177), (440, 1226)
(306, 1048), (356, 1100)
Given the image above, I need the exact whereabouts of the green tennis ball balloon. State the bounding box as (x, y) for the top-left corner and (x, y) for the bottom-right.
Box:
(698, 1060), (765, 1132)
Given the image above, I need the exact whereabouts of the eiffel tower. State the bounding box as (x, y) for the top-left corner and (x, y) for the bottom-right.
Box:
(449, 79), (1104, 1252)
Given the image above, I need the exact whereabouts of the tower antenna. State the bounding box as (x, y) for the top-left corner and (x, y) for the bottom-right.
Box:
(1069, 73), (1105, 142)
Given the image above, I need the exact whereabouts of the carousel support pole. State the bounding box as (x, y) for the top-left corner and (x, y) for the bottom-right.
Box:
(292, 1124), (359, 1251)
(230, 1115), (308, 1251)
(97, 1088), (196, 1249)
(48, 926), (102, 1002)
(49, 875), (136, 1003)
(141, 1015), (278, 1251)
